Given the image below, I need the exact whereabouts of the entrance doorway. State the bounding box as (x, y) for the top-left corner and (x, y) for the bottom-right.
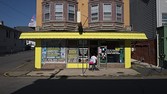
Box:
(90, 47), (98, 57)
(89, 40), (98, 58)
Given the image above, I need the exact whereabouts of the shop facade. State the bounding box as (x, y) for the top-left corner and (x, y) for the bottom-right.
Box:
(20, 32), (147, 69)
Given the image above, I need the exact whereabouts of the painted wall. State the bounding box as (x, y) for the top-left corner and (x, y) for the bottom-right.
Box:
(78, 0), (89, 28)
(130, 0), (157, 39)
(124, 0), (130, 27)
(36, 0), (42, 28)
(36, 0), (130, 29)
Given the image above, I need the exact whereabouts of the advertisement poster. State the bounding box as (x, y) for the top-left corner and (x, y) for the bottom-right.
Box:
(41, 40), (66, 63)
(68, 48), (78, 63)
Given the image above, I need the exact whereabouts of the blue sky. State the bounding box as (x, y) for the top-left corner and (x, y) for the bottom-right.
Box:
(0, 0), (36, 28)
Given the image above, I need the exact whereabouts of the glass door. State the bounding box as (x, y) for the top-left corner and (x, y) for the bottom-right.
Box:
(79, 48), (89, 63)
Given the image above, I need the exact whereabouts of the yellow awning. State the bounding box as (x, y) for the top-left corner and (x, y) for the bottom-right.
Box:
(19, 31), (147, 40)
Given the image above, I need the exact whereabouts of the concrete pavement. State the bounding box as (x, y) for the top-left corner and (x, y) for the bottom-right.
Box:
(4, 58), (167, 78)
(26, 68), (140, 77)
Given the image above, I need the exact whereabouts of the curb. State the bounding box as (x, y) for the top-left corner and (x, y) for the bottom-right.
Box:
(3, 70), (32, 77)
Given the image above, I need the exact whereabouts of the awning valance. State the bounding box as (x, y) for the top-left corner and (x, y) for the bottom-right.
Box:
(19, 31), (147, 40)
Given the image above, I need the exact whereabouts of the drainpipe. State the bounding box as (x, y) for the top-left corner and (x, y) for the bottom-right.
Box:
(157, 33), (160, 67)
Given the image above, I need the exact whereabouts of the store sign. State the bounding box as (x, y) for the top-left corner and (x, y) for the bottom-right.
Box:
(106, 49), (120, 54)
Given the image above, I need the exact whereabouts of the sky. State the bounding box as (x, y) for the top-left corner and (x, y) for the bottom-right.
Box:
(0, 0), (36, 28)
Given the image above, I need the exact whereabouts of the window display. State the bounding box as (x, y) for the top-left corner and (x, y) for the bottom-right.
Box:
(67, 48), (78, 63)
(41, 40), (66, 64)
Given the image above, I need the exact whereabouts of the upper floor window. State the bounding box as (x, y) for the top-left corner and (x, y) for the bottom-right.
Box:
(162, 13), (167, 26)
(14, 32), (18, 39)
(103, 4), (112, 21)
(116, 4), (122, 22)
(44, 4), (50, 21)
(55, 4), (63, 21)
(68, 4), (75, 21)
(91, 4), (99, 22)
(6, 31), (10, 38)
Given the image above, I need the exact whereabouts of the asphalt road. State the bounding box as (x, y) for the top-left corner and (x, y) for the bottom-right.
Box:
(0, 50), (34, 76)
(0, 76), (167, 94)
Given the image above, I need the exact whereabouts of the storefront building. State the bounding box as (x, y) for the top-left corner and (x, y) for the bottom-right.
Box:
(19, 0), (147, 69)
(20, 32), (147, 69)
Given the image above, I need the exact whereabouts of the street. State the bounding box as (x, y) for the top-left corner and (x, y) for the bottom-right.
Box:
(0, 76), (167, 94)
(0, 50), (34, 77)
(0, 51), (167, 94)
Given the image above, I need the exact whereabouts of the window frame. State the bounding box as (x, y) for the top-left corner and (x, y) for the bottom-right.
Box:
(103, 3), (112, 21)
(91, 4), (99, 22)
(162, 13), (167, 26)
(44, 3), (51, 22)
(55, 3), (64, 21)
(116, 4), (122, 22)
(68, 4), (75, 22)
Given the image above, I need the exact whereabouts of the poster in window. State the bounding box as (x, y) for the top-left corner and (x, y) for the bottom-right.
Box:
(41, 40), (66, 63)
(68, 48), (78, 63)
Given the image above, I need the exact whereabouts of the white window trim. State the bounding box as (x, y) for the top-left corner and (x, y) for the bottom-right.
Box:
(103, 3), (112, 21)
(68, 4), (75, 22)
(116, 4), (122, 22)
(55, 3), (64, 21)
(91, 4), (99, 22)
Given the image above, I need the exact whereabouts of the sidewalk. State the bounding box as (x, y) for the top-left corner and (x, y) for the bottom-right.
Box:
(4, 59), (167, 78)
(26, 68), (140, 77)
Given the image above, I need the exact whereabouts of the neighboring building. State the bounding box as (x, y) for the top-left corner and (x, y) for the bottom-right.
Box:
(130, 0), (167, 67)
(20, 0), (147, 69)
(157, 26), (167, 68)
(15, 26), (36, 49)
(157, 0), (167, 27)
(0, 21), (25, 55)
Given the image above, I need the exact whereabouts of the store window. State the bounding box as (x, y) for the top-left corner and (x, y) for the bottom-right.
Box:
(44, 4), (50, 21)
(98, 41), (124, 63)
(78, 40), (89, 63)
(103, 3), (112, 21)
(91, 4), (99, 22)
(116, 4), (122, 22)
(55, 3), (63, 21)
(68, 4), (75, 21)
(41, 40), (66, 64)
(67, 40), (89, 63)
(162, 13), (167, 26)
(67, 40), (78, 63)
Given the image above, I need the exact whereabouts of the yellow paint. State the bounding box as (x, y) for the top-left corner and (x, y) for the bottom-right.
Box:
(115, 48), (120, 51)
(35, 40), (42, 69)
(19, 32), (147, 40)
(124, 0), (130, 27)
(125, 40), (131, 68)
(67, 63), (89, 68)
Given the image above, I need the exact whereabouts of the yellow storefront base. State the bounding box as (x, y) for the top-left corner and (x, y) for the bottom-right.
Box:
(125, 40), (131, 68)
(35, 40), (42, 69)
(67, 63), (89, 68)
